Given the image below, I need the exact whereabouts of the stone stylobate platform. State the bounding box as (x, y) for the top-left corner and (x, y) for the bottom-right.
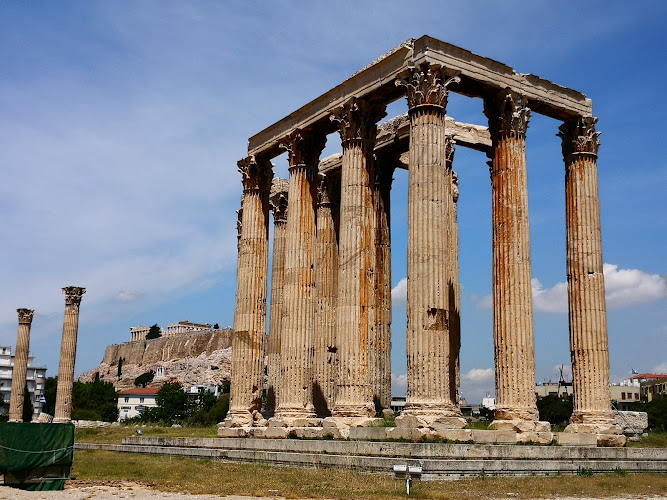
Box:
(225, 35), (622, 446)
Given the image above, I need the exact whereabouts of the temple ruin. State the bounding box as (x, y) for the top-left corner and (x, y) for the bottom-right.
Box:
(221, 36), (624, 446)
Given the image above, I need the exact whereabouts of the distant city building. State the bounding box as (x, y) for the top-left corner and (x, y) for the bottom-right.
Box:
(481, 393), (496, 410)
(0, 346), (47, 419)
(165, 321), (212, 337)
(631, 373), (667, 402)
(535, 381), (573, 398)
(117, 387), (160, 421)
(130, 326), (152, 342)
(129, 321), (212, 342)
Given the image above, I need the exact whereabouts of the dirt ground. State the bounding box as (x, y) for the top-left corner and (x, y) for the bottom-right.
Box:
(0, 481), (666, 500)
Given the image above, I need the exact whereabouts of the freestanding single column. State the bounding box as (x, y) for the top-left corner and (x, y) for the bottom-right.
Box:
(54, 286), (85, 423)
(9, 309), (34, 422)
(371, 152), (397, 413)
(559, 117), (623, 442)
(266, 179), (288, 417)
(313, 172), (340, 417)
(330, 97), (385, 419)
(225, 156), (272, 428)
(396, 64), (465, 427)
(484, 88), (548, 433)
(274, 130), (326, 421)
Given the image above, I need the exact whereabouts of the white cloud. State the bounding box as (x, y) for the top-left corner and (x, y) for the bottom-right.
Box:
(653, 362), (667, 374)
(603, 264), (667, 309)
(391, 373), (407, 396)
(461, 368), (494, 383)
(475, 264), (667, 314)
(391, 278), (407, 308)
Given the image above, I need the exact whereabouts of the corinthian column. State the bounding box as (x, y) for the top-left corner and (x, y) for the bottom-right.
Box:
(559, 117), (622, 440)
(274, 129), (326, 421)
(395, 64), (464, 427)
(226, 156), (272, 427)
(448, 167), (461, 405)
(266, 179), (288, 417)
(54, 286), (85, 423)
(330, 97), (385, 419)
(313, 172), (340, 417)
(484, 89), (547, 432)
(9, 309), (34, 422)
(371, 152), (397, 412)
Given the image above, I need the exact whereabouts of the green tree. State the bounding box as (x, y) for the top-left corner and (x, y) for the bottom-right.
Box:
(146, 324), (162, 340)
(156, 382), (191, 422)
(117, 357), (124, 379)
(43, 376), (58, 415)
(134, 371), (155, 388)
(22, 383), (34, 422)
(213, 323), (220, 330)
(537, 394), (573, 428)
(71, 380), (119, 422)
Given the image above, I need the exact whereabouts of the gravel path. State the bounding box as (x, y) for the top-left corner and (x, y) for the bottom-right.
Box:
(0, 482), (665, 500)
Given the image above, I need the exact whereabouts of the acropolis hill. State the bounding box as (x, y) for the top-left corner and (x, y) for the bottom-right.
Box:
(78, 326), (232, 391)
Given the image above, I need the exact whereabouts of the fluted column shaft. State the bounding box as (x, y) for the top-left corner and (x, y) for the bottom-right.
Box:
(54, 286), (85, 423)
(484, 89), (538, 423)
(559, 117), (615, 429)
(9, 309), (34, 422)
(332, 98), (385, 418)
(371, 159), (394, 411)
(227, 157), (272, 426)
(314, 173), (339, 417)
(448, 168), (461, 404)
(275, 130), (325, 419)
(266, 185), (288, 416)
(397, 64), (461, 417)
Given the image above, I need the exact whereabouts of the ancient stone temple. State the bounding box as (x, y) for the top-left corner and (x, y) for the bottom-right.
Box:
(221, 36), (623, 445)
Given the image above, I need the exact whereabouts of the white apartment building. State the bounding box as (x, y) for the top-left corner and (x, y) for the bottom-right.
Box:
(117, 387), (160, 421)
(0, 346), (47, 419)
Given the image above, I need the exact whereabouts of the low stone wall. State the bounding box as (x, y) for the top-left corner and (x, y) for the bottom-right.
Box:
(73, 420), (119, 428)
(75, 437), (667, 478)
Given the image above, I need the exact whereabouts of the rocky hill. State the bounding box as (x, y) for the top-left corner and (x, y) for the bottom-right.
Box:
(78, 328), (232, 391)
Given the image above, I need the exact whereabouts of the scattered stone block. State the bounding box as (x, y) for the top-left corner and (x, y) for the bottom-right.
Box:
(431, 429), (472, 442)
(349, 427), (390, 441)
(555, 432), (597, 447)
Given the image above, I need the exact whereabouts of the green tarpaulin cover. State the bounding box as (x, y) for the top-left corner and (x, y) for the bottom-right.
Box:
(0, 422), (74, 491)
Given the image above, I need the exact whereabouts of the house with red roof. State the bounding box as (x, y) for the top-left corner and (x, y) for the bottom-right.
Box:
(117, 387), (160, 421)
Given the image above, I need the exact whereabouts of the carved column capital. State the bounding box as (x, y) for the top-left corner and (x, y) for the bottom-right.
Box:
(484, 88), (531, 139)
(63, 286), (86, 307)
(445, 135), (456, 166)
(238, 156), (273, 194)
(17, 308), (34, 324)
(331, 97), (386, 145)
(395, 62), (460, 109)
(558, 116), (601, 159)
(452, 170), (460, 204)
(280, 129), (327, 172)
(317, 173), (332, 207)
(270, 192), (288, 223)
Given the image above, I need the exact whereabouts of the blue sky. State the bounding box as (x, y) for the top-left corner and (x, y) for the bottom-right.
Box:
(1, 1), (665, 403)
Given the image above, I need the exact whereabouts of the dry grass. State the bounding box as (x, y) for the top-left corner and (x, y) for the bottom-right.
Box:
(75, 425), (217, 444)
(72, 449), (667, 499)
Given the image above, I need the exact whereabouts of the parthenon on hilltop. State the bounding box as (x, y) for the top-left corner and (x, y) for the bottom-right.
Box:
(221, 36), (624, 446)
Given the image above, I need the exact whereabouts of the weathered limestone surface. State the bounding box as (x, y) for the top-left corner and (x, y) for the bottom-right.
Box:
(370, 152), (395, 412)
(397, 64), (463, 426)
(559, 117), (621, 437)
(313, 172), (340, 417)
(79, 329), (232, 390)
(484, 89), (546, 432)
(249, 36), (591, 159)
(274, 130), (325, 421)
(8, 309), (34, 422)
(54, 286), (85, 423)
(266, 178), (288, 416)
(226, 157), (272, 427)
(330, 98), (385, 419)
